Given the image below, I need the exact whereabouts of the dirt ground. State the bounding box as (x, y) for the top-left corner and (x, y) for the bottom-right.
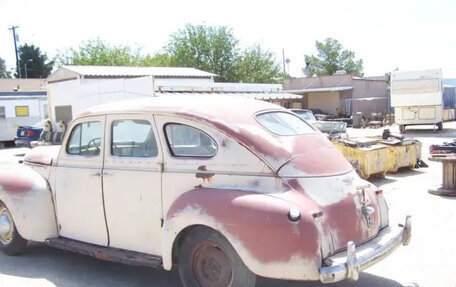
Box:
(0, 123), (455, 287)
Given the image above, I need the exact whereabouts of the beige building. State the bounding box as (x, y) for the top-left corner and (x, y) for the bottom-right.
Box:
(284, 74), (389, 118)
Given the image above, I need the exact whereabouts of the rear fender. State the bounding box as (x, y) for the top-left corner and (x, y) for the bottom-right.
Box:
(0, 165), (58, 241)
(162, 188), (322, 281)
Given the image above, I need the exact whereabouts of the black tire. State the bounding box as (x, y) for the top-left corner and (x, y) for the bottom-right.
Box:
(0, 202), (27, 256)
(437, 122), (443, 131)
(178, 226), (256, 287)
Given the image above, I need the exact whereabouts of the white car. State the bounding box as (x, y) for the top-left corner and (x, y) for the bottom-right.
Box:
(0, 96), (410, 287)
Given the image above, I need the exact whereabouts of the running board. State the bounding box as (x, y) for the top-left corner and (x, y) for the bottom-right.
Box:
(46, 237), (162, 268)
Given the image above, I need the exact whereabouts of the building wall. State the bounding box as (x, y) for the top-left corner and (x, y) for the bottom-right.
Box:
(352, 79), (389, 117)
(48, 78), (156, 122)
(308, 92), (340, 114)
(284, 75), (353, 90)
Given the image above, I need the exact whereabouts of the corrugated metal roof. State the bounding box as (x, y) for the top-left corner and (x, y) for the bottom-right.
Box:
(157, 92), (302, 100)
(61, 65), (216, 78)
(283, 86), (353, 94)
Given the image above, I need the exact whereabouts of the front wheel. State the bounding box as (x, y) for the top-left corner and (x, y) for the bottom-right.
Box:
(178, 227), (256, 287)
(0, 203), (27, 255)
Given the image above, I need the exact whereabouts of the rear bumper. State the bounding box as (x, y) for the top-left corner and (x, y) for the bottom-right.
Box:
(320, 215), (411, 283)
(14, 138), (32, 147)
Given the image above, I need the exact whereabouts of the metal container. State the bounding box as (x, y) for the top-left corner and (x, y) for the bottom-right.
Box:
(333, 142), (389, 179)
(352, 112), (363, 128)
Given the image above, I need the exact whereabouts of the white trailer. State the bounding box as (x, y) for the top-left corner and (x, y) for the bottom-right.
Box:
(0, 93), (48, 147)
(391, 69), (443, 133)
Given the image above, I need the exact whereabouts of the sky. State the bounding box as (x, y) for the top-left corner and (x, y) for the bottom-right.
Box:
(0, 0), (455, 78)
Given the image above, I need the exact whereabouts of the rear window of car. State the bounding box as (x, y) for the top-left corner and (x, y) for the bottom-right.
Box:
(256, 112), (316, 136)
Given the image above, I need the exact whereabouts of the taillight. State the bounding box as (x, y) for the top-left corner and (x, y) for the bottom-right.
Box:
(27, 130), (35, 137)
(375, 189), (383, 196)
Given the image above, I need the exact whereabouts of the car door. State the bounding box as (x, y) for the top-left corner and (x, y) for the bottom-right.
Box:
(102, 114), (163, 255)
(55, 115), (108, 246)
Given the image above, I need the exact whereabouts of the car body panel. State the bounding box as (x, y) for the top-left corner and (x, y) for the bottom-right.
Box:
(0, 164), (58, 241)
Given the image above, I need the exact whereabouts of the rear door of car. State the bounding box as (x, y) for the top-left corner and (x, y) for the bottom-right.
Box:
(102, 114), (163, 255)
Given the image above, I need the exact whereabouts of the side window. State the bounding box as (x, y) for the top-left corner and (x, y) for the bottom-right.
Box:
(66, 121), (101, 156)
(165, 124), (217, 157)
(111, 120), (158, 157)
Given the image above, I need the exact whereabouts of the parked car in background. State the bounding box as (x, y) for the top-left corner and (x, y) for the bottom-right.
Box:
(292, 109), (347, 138)
(290, 109), (317, 125)
(14, 120), (45, 147)
(0, 96), (411, 287)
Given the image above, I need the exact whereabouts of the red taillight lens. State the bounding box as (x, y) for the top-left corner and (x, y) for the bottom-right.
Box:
(375, 189), (383, 196)
(27, 130), (35, 137)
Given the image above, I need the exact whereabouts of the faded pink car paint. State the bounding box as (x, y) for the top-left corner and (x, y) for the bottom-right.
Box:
(0, 171), (35, 193)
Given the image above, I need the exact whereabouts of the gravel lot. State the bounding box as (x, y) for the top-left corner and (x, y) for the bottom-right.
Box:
(0, 123), (455, 287)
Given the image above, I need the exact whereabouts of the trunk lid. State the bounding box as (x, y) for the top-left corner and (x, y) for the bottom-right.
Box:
(274, 172), (382, 256)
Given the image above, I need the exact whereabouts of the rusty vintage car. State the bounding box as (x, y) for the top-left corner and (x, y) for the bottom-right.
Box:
(0, 95), (411, 286)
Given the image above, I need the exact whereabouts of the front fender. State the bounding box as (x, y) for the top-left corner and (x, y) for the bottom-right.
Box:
(162, 188), (322, 281)
(0, 165), (58, 242)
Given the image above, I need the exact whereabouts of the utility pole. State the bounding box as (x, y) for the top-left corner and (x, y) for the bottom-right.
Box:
(282, 49), (286, 74)
(8, 26), (20, 78)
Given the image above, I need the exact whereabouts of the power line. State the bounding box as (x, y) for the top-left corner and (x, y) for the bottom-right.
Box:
(8, 26), (20, 78)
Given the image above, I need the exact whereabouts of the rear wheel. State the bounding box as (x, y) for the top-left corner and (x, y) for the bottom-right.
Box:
(0, 203), (27, 255)
(178, 227), (256, 287)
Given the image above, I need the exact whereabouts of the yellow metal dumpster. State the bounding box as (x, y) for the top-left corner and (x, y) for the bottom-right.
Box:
(333, 142), (389, 179)
(379, 142), (419, 172)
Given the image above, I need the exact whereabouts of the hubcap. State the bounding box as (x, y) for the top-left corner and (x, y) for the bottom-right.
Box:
(0, 208), (13, 245)
(191, 242), (233, 287)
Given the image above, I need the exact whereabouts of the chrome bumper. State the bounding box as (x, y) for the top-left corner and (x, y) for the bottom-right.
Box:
(320, 215), (411, 283)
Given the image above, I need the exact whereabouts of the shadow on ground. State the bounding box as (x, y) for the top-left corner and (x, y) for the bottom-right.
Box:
(0, 243), (407, 287)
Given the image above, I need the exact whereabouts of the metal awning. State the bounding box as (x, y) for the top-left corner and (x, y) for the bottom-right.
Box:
(157, 92), (302, 100)
(284, 86), (353, 94)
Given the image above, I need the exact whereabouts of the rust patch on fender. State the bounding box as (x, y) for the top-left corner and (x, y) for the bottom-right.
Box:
(168, 189), (320, 263)
(0, 173), (34, 193)
(195, 166), (214, 182)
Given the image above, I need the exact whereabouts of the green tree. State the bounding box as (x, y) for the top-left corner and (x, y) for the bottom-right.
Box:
(0, 57), (11, 78)
(140, 53), (171, 67)
(303, 38), (364, 77)
(57, 38), (171, 68)
(165, 24), (239, 82)
(57, 38), (142, 66)
(17, 44), (53, 78)
(233, 45), (282, 83)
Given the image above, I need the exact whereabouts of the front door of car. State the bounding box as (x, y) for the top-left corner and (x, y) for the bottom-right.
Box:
(55, 115), (108, 246)
(102, 114), (163, 255)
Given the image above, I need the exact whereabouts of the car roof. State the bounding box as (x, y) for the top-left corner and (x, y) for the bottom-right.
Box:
(79, 95), (304, 172)
(80, 94), (282, 118)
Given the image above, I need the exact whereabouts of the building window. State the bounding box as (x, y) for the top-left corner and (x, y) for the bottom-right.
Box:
(0, 107), (5, 118)
(15, 106), (29, 117)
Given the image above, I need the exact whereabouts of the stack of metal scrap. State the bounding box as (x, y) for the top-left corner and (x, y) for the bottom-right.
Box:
(430, 140), (456, 154)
